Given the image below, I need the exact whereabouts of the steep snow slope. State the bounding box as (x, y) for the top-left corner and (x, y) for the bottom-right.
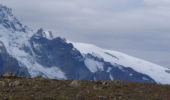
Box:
(72, 42), (170, 84)
(0, 4), (66, 79)
(0, 25), (66, 79)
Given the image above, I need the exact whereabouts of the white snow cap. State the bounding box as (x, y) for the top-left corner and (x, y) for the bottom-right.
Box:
(72, 42), (170, 84)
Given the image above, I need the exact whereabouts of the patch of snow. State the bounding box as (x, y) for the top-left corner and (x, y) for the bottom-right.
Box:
(17, 54), (67, 79)
(84, 58), (104, 73)
(129, 73), (133, 76)
(94, 77), (96, 81)
(39, 30), (53, 40)
(142, 77), (149, 81)
(110, 74), (114, 80)
(107, 67), (112, 72)
(44, 31), (53, 40)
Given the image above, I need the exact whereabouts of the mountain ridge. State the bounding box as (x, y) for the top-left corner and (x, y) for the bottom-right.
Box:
(0, 76), (170, 100)
(0, 4), (170, 84)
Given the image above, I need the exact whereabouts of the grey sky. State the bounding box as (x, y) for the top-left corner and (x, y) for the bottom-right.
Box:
(1, 0), (170, 67)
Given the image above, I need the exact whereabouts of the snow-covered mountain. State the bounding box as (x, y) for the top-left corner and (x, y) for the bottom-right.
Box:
(0, 4), (170, 84)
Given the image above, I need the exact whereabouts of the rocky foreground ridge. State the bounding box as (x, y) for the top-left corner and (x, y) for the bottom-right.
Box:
(0, 74), (170, 100)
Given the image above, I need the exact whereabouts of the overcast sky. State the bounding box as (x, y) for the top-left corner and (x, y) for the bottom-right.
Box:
(1, 0), (170, 68)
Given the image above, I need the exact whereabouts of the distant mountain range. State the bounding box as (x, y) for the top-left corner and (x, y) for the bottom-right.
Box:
(0, 4), (170, 84)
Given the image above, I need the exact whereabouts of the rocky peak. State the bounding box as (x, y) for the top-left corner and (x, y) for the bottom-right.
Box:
(0, 4), (28, 33)
(0, 4), (12, 18)
(35, 28), (54, 40)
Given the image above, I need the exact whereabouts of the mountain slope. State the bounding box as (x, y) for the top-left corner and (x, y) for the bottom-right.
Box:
(0, 4), (170, 84)
(72, 42), (170, 84)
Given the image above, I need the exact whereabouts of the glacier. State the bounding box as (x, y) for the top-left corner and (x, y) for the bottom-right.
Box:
(72, 42), (170, 84)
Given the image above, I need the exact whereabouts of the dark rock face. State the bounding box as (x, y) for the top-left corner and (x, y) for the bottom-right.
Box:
(29, 31), (92, 80)
(0, 41), (30, 77)
(28, 31), (156, 83)
(109, 66), (155, 83)
(85, 54), (155, 83)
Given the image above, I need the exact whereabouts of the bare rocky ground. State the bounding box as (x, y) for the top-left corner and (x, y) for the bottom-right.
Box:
(0, 75), (170, 100)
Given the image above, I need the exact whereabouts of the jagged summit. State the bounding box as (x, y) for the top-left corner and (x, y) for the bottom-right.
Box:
(0, 4), (29, 33)
(0, 4), (12, 17)
(35, 28), (54, 40)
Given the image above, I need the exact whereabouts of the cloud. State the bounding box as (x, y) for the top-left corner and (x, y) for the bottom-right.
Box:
(144, 0), (170, 6)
